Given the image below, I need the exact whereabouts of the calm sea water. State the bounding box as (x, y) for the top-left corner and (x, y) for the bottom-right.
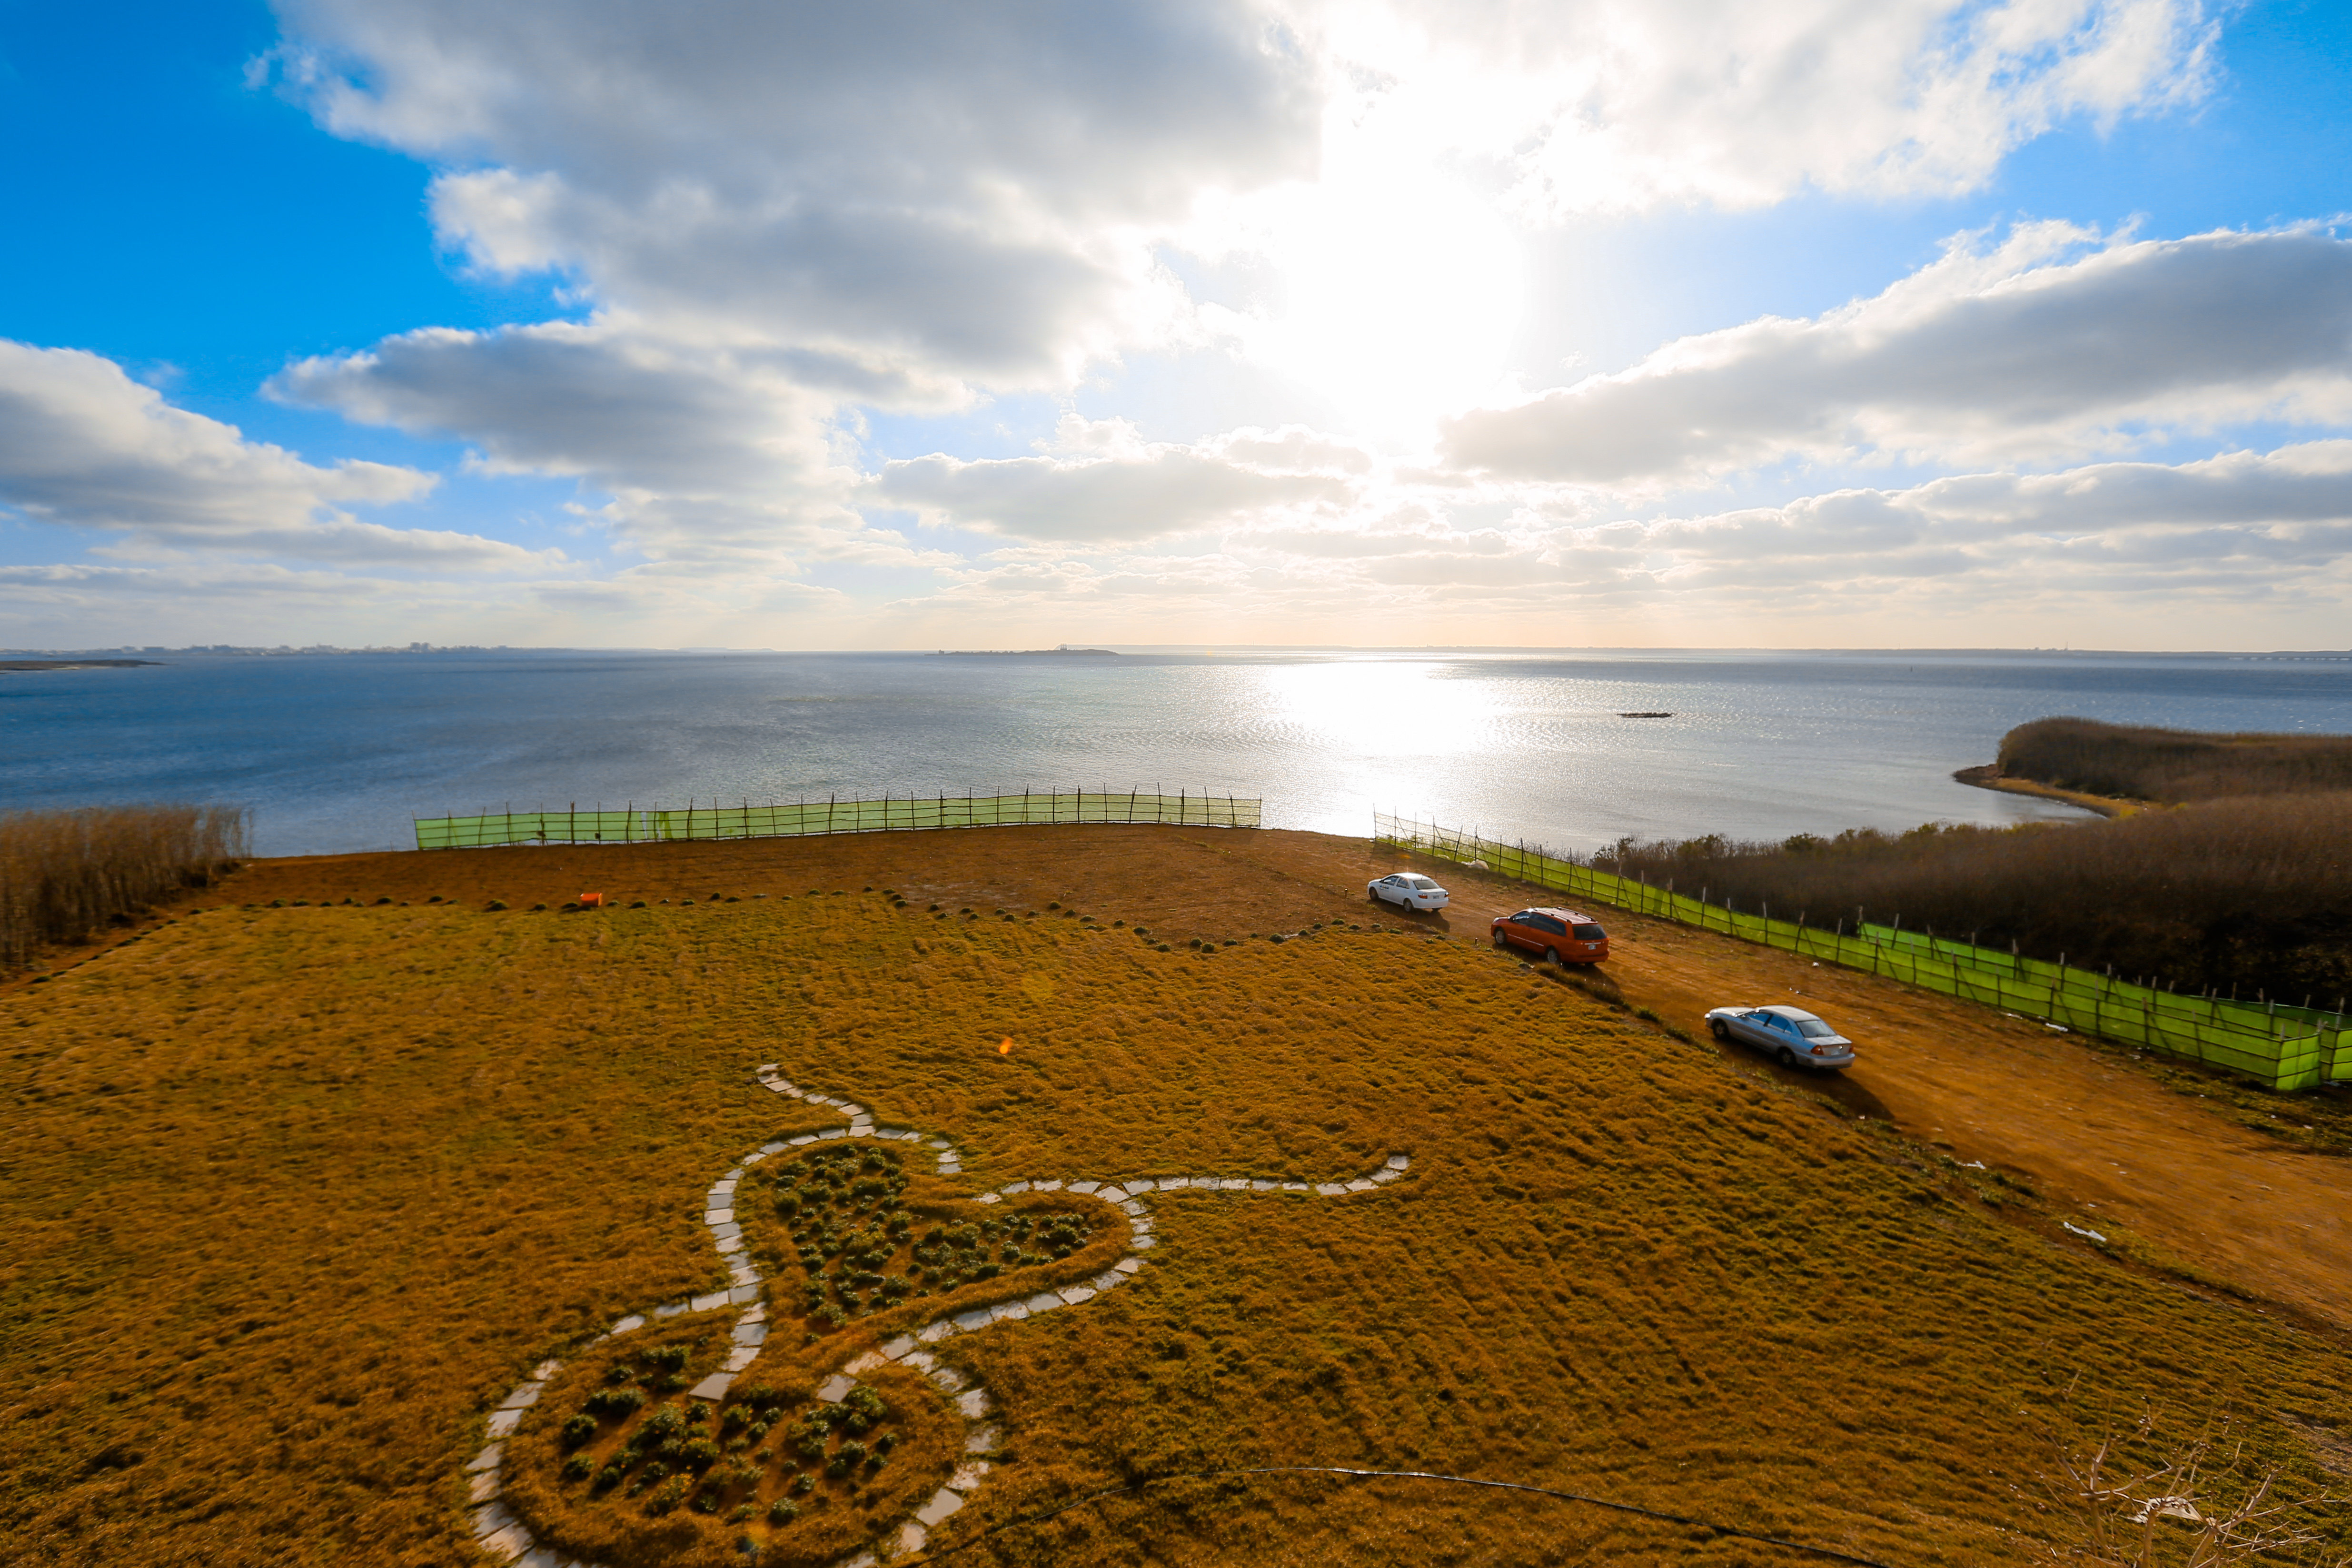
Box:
(4, 648), (2349, 857)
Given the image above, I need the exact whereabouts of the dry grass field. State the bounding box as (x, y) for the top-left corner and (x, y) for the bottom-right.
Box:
(5, 826), (2350, 1568)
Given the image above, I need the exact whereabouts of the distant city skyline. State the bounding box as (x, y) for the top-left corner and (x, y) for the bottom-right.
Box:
(4, 1), (2352, 651)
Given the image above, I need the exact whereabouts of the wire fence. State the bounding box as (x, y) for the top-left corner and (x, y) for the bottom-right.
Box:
(1374, 812), (2349, 1091)
(417, 790), (1261, 850)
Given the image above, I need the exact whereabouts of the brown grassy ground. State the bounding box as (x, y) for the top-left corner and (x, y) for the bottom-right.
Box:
(4, 827), (2351, 1568)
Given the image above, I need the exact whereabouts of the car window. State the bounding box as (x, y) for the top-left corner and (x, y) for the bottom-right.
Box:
(1796, 1019), (1837, 1038)
(1571, 923), (1605, 940)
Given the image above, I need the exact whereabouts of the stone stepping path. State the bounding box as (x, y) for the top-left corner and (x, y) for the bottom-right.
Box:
(462, 1062), (1412, 1567)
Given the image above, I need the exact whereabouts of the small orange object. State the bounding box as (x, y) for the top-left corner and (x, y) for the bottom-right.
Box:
(579, 892), (605, 909)
(998, 1037), (1013, 1056)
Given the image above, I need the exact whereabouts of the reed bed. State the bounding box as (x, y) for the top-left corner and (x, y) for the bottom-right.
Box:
(1999, 716), (2352, 802)
(0, 804), (247, 970)
(1588, 791), (2352, 1008)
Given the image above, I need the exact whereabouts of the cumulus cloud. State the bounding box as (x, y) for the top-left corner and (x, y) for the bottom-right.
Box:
(1301, 0), (2216, 216)
(876, 418), (1366, 542)
(1442, 226), (2352, 484)
(0, 340), (552, 569)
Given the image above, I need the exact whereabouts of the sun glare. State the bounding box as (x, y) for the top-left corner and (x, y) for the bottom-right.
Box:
(1216, 111), (1527, 446)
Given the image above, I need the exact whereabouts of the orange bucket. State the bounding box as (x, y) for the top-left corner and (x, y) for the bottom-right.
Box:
(578, 892), (605, 909)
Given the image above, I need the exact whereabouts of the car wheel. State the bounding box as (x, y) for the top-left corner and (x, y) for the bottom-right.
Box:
(1776, 1047), (1797, 1068)
(1544, 947), (1560, 965)
(1491, 929), (1508, 948)
(1708, 1018), (1729, 1041)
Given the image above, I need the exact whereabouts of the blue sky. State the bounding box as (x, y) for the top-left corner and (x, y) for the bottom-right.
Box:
(3, 0), (2351, 648)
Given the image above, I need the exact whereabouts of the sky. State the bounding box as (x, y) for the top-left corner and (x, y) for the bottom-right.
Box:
(3, 0), (2351, 651)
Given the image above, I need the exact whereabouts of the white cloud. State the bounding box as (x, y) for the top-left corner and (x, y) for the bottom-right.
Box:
(0, 340), (552, 569)
(876, 417), (1366, 542)
(1441, 226), (2352, 484)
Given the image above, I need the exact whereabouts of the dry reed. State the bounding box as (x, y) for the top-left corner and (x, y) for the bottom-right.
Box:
(1588, 791), (2352, 1006)
(2000, 717), (2352, 803)
(0, 804), (247, 970)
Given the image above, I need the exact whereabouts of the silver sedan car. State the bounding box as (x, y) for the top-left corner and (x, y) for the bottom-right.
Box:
(1368, 872), (1449, 912)
(1705, 1005), (1856, 1070)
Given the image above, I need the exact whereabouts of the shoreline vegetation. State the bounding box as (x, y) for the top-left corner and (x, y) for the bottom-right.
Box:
(0, 805), (246, 971)
(1593, 717), (2352, 1010)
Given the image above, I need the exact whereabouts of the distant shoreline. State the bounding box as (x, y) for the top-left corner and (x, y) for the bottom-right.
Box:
(927, 648), (1119, 657)
(0, 659), (164, 672)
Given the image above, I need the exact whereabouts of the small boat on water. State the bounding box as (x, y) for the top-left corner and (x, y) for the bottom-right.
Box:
(1618, 711), (1673, 718)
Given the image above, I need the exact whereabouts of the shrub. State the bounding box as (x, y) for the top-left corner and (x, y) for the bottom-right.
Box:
(486, 900), (507, 911)
(681, 1438), (721, 1470)
(560, 1413), (599, 1449)
(560, 1454), (594, 1482)
(792, 1471), (814, 1494)
(645, 1475), (688, 1515)
(769, 1498), (801, 1524)
(642, 1345), (690, 1373)
(586, 1387), (647, 1418)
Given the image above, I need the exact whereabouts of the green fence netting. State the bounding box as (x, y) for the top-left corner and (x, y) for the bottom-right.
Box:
(1373, 813), (2349, 1091)
(417, 790), (1261, 851)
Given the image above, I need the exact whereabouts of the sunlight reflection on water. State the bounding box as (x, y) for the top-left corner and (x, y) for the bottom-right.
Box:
(6, 648), (2348, 854)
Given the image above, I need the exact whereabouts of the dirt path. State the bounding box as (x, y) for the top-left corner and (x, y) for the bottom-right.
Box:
(1224, 831), (2352, 1334)
(62, 823), (2352, 1332)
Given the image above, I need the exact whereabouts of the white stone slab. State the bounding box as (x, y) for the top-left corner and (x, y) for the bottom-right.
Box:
(819, 1129), (846, 1141)
(760, 1141), (787, 1154)
(1120, 1200), (1146, 1215)
(914, 1488), (966, 1527)
(916, 1319), (955, 1343)
(470, 1500), (517, 1538)
(1057, 1284), (1097, 1306)
(723, 1167), (742, 1181)
(1096, 1186), (1128, 1203)
(1345, 1179), (1377, 1193)
(468, 1469), (501, 1503)
(844, 1350), (887, 1375)
(989, 1300), (1029, 1324)
(1374, 1169), (1401, 1182)
(1114, 1256), (1147, 1274)
(1068, 1180), (1100, 1193)
(733, 1323), (768, 1347)
(928, 1139), (952, 1151)
(653, 1300), (687, 1318)
(1282, 1181), (1310, 1192)
(739, 1303), (767, 1323)
(1023, 1291), (1063, 1314)
(482, 1521), (535, 1561)
(1132, 1234), (1156, 1250)
(936, 1160), (961, 1172)
(897, 1523), (929, 1556)
(1033, 1180), (1062, 1191)
(691, 1291), (730, 1312)
(880, 1335), (916, 1360)
(1385, 1154), (1410, 1170)
(486, 1408), (524, 1437)
(757, 1062), (779, 1073)
(709, 1221), (741, 1240)
(787, 1135), (815, 1146)
(688, 1372), (734, 1400)
(948, 1460), (992, 1493)
(497, 1381), (543, 1411)
(716, 1236), (744, 1255)
(516, 1548), (564, 1568)
(954, 1388), (992, 1419)
(1315, 1183), (1345, 1196)
(840, 1104), (864, 1117)
(1122, 1178), (1156, 1192)
(742, 1152), (766, 1167)
(704, 1209), (734, 1225)
(1157, 1177), (1188, 1189)
(531, 1358), (563, 1380)
(728, 1266), (758, 1288)
(953, 1307), (994, 1332)
(901, 1349), (936, 1372)
(1091, 1271), (1124, 1291)
(1250, 1179), (1278, 1191)
(815, 1374), (855, 1403)
(1001, 1181), (1031, 1195)
(466, 1442), (505, 1474)
(927, 1366), (968, 1392)
(724, 1347), (758, 1372)
(727, 1284), (761, 1304)
(765, 1082), (792, 1094)
(977, 1191), (1002, 1205)
(964, 1424), (1000, 1453)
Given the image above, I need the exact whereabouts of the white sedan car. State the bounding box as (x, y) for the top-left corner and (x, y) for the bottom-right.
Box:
(1705, 1004), (1856, 1070)
(1369, 873), (1449, 912)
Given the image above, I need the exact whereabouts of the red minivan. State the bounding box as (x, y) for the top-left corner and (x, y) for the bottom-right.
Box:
(1491, 907), (1609, 965)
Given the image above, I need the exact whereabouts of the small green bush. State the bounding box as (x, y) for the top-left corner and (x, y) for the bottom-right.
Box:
(560, 1413), (599, 1449)
(586, 1386), (647, 1418)
(486, 900), (507, 911)
(769, 1498), (801, 1523)
(645, 1475), (688, 1515)
(531, 903), (547, 912)
(560, 1453), (594, 1482)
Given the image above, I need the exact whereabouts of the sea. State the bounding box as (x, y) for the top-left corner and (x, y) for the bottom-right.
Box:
(4, 647), (2349, 858)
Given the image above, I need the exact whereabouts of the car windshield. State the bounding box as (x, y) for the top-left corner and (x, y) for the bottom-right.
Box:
(1795, 1019), (1838, 1039)
(1571, 923), (1605, 940)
